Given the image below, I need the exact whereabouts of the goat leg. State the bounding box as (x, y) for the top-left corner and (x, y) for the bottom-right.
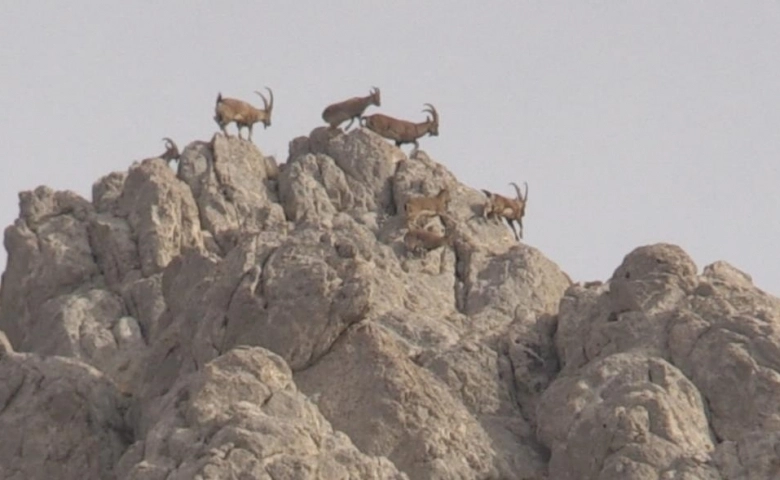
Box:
(509, 220), (521, 241)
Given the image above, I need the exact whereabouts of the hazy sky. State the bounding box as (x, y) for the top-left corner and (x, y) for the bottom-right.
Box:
(1, 2), (778, 295)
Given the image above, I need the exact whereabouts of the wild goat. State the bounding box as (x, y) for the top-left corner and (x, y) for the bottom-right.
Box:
(159, 137), (180, 163)
(404, 187), (450, 226)
(481, 182), (529, 241)
(361, 103), (439, 149)
(213, 87), (274, 141)
(322, 87), (380, 131)
(403, 226), (454, 256)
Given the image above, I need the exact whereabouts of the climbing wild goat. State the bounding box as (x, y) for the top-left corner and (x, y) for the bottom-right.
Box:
(481, 182), (529, 241)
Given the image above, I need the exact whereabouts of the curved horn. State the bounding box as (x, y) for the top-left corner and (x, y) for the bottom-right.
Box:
(255, 87), (273, 111)
(162, 137), (178, 152)
(254, 90), (267, 109)
(523, 181), (528, 203)
(422, 103), (439, 126)
(509, 182), (523, 202)
(265, 86), (274, 111)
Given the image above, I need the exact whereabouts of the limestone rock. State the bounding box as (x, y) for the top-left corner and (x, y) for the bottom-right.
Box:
(1, 129), (779, 480)
(117, 158), (204, 276)
(0, 349), (129, 480)
(278, 153), (352, 223)
(296, 323), (500, 480)
(306, 126), (402, 215)
(537, 353), (718, 480)
(714, 431), (780, 479)
(118, 346), (406, 480)
(0, 186), (99, 348)
(177, 136), (286, 254)
(543, 243), (780, 478)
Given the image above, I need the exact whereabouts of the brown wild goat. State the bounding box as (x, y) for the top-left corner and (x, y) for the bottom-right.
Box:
(404, 187), (451, 226)
(403, 226), (454, 256)
(481, 182), (528, 241)
(214, 87), (274, 141)
(361, 103), (439, 149)
(322, 87), (381, 131)
(159, 137), (180, 163)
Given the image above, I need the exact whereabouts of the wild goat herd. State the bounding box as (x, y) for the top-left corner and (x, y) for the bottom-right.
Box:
(152, 86), (529, 250)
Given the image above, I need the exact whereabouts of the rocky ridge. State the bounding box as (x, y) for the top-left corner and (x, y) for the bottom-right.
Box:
(0, 126), (778, 479)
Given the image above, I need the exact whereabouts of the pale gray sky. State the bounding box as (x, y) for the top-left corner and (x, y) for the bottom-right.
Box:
(2, 2), (778, 294)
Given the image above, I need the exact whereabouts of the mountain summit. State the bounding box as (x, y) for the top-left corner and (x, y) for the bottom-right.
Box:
(0, 127), (777, 479)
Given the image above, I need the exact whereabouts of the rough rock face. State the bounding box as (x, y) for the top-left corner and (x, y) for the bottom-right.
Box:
(117, 346), (406, 479)
(539, 244), (780, 479)
(0, 339), (129, 480)
(0, 126), (778, 479)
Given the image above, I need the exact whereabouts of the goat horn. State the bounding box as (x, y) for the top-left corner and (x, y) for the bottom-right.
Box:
(265, 87), (274, 111)
(509, 182), (523, 202)
(423, 103), (439, 124)
(523, 181), (529, 202)
(162, 137), (178, 151)
(255, 87), (273, 111)
(254, 90), (267, 109)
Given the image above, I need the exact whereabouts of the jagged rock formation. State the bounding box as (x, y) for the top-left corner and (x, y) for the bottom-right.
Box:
(0, 126), (778, 479)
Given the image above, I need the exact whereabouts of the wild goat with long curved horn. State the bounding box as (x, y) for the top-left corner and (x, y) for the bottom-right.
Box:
(213, 87), (274, 142)
(360, 103), (439, 150)
(322, 87), (381, 131)
(481, 181), (529, 241)
(159, 137), (180, 163)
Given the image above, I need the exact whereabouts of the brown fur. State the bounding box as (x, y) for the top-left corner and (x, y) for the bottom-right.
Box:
(322, 87), (380, 130)
(404, 187), (450, 226)
(361, 103), (439, 149)
(403, 227), (453, 256)
(214, 87), (274, 141)
(481, 181), (528, 241)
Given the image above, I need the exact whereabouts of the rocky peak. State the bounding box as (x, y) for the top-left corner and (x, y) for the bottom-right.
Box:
(0, 127), (777, 479)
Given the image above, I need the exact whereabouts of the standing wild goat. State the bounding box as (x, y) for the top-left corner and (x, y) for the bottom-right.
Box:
(159, 137), (180, 163)
(481, 182), (529, 241)
(404, 187), (451, 226)
(213, 87), (274, 141)
(322, 87), (381, 131)
(361, 103), (439, 149)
